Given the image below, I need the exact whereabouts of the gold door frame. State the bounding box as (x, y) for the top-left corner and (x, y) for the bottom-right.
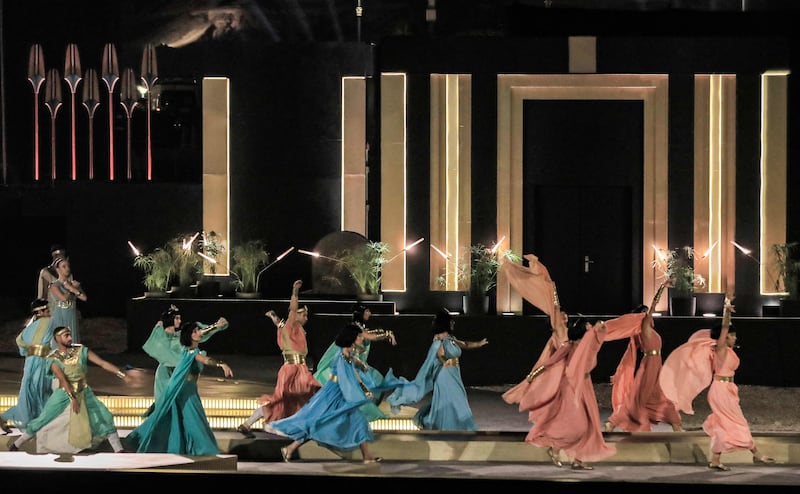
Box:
(496, 74), (669, 313)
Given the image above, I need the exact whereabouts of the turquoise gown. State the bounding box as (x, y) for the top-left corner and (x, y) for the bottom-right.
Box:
(267, 350), (405, 452)
(48, 281), (80, 343)
(125, 347), (219, 455)
(1, 315), (56, 431)
(142, 320), (228, 404)
(386, 334), (478, 431)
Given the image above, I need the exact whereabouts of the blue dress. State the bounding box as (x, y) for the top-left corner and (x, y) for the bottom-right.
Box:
(48, 281), (80, 344)
(313, 338), (388, 421)
(125, 347), (219, 455)
(386, 334), (478, 431)
(1, 315), (56, 431)
(268, 350), (405, 452)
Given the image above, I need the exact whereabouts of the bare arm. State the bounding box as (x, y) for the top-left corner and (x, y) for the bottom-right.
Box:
(87, 349), (131, 384)
(198, 354), (234, 378)
(715, 298), (734, 360)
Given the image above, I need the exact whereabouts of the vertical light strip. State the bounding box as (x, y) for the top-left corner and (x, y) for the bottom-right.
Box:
(429, 74), (471, 292)
(694, 74), (735, 295)
(761, 70), (790, 294)
(202, 77), (230, 275)
(341, 76), (367, 234)
(380, 73), (407, 291)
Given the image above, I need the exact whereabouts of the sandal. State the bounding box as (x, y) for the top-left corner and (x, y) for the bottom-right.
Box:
(363, 457), (383, 464)
(547, 447), (562, 468)
(571, 461), (593, 470)
(708, 463), (731, 471)
(280, 446), (291, 462)
(753, 455), (776, 464)
(0, 418), (12, 435)
(237, 424), (255, 439)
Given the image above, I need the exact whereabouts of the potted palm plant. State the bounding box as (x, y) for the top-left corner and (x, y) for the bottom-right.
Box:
(769, 242), (800, 316)
(132, 246), (174, 297)
(336, 240), (389, 300)
(231, 240), (270, 298)
(655, 246), (706, 316)
(438, 243), (521, 314)
(197, 231), (226, 298)
(166, 234), (203, 297)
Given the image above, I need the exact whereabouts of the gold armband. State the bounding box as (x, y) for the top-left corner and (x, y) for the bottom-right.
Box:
(206, 358), (224, 367)
(526, 365), (546, 382)
(553, 283), (560, 308)
(367, 329), (393, 341)
(115, 370), (126, 379)
(358, 381), (373, 399)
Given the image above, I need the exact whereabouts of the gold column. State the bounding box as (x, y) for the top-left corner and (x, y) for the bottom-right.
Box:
(693, 75), (736, 295)
(761, 70), (790, 294)
(202, 77), (230, 275)
(430, 74), (471, 291)
(380, 73), (407, 291)
(341, 76), (367, 235)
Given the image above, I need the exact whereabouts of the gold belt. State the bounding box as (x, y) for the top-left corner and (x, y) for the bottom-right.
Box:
(186, 374), (199, 382)
(330, 375), (338, 382)
(714, 375), (734, 382)
(642, 349), (661, 357)
(55, 300), (75, 309)
(441, 357), (460, 367)
(283, 353), (307, 365)
(68, 379), (87, 394)
(26, 345), (51, 357)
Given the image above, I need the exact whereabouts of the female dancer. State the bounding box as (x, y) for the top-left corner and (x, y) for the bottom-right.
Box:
(603, 281), (683, 432)
(660, 299), (775, 470)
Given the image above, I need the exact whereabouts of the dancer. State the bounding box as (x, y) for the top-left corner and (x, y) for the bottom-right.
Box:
(267, 322), (405, 463)
(0, 298), (55, 434)
(660, 298), (775, 471)
(313, 304), (397, 421)
(48, 257), (87, 344)
(124, 321), (234, 455)
(603, 281), (683, 432)
(500, 254), (615, 470)
(385, 307), (488, 431)
(8, 326), (129, 453)
(37, 244), (68, 301)
(141, 304), (228, 413)
(237, 280), (322, 438)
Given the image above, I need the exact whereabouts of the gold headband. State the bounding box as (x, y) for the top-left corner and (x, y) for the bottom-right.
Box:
(32, 303), (49, 313)
(296, 305), (309, 314)
(54, 326), (71, 336)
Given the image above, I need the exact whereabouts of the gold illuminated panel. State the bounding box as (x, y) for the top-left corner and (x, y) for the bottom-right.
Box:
(342, 76), (368, 235)
(202, 77), (230, 275)
(430, 74), (472, 291)
(497, 74), (669, 313)
(761, 70), (790, 294)
(694, 75), (736, 295)
(380, 73), (407, 291)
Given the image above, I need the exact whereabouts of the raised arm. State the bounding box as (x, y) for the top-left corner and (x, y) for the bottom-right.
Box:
(715, 298), (734, 359)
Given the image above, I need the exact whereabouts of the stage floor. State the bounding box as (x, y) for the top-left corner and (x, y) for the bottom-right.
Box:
(2, 352), (799, 491)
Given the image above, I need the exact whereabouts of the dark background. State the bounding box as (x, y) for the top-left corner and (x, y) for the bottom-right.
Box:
(0, 2), (797, 319)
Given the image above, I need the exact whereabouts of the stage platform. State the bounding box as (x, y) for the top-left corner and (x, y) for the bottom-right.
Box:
(2, 352), (800, 491)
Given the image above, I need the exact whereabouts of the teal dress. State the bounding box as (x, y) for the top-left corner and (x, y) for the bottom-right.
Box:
(0, 315), (55, 431)
(49, 281), (80, 343)
(125, 347), (219, 455)
(386, 334), (478, 430)
(26, 345), (118, 453)
(142, 320), (228, 404)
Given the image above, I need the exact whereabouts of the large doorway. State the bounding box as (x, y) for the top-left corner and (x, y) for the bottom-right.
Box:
(522, 99), (643, 315)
